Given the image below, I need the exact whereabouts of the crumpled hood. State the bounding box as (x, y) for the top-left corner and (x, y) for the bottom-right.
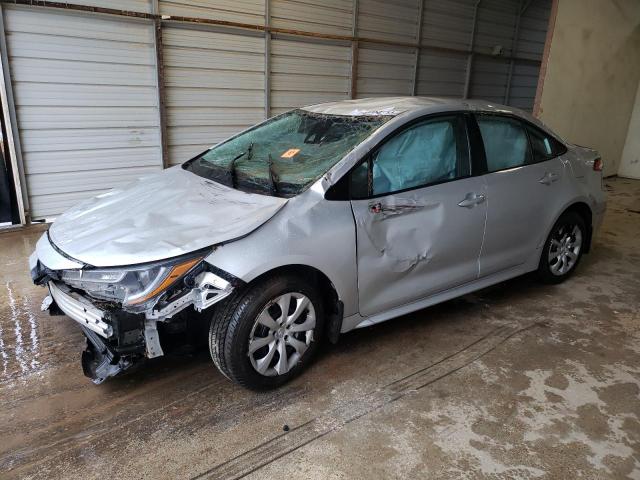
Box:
(49, 166), (288, 267)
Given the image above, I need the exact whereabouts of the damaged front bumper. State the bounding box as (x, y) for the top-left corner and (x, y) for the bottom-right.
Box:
(48, 280), (112, 337)
(43, 279), (147, 383)
(33, 254), (238, 384)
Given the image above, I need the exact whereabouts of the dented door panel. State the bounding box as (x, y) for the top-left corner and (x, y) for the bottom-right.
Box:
(352, 176), (487, 317)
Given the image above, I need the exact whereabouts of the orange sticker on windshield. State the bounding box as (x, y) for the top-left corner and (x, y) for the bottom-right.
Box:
(281, 148), (300, 158)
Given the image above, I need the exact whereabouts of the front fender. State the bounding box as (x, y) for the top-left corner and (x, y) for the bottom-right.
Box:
(203, 190), (359, 317)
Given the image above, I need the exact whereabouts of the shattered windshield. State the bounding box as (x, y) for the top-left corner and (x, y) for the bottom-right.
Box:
(183, 109), (392, 197)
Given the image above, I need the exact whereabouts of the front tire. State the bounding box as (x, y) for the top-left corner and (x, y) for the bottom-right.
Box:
(537, 211), (586, 284)
(209, 274), (324, 390)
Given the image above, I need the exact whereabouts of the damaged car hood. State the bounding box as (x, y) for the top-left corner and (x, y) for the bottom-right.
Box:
(48, 166), (288, 267)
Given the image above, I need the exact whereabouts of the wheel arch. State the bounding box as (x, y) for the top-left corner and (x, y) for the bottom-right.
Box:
(561, 201), (593, 253)
(245, 264), (344, 343)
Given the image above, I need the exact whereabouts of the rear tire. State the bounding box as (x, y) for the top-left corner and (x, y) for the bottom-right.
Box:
(209, 274), (324, 390)
(537, 211), (586, 284)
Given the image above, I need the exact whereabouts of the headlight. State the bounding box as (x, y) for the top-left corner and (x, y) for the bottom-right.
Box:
(60, 255), (203, 309)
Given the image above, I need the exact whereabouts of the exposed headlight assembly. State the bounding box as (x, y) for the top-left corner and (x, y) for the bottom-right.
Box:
(60, 255), (203, 311)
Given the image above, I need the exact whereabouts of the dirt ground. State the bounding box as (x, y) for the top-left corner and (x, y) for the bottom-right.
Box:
(0, 177), (638, 479)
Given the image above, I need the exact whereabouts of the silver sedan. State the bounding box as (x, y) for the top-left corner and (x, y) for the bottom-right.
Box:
(29, 97), (607, 389)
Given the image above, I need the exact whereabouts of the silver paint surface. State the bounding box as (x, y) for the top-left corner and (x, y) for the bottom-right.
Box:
(33, 233), (83, 271)
(31, 97), (606, 333)
(47, 166), (288, 267)
(351, 176), (487, 316)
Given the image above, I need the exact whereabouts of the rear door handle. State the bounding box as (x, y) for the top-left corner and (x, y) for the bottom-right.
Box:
(539, 172), (559, 185)
(458, 193), (486, 208)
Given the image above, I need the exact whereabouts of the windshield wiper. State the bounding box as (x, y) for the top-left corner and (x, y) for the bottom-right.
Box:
(268, 153), (279, 196)
(229, 143), (253, 189)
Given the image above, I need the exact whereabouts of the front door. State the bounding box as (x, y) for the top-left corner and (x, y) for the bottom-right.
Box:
(350, 115), (487, 317)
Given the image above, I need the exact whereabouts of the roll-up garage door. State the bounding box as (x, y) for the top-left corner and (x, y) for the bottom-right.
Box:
(3, 6), (162, 219)
(162, 26), (265, 167)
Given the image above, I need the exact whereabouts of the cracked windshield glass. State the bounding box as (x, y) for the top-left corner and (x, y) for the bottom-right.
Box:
(183, 109), (392, 197)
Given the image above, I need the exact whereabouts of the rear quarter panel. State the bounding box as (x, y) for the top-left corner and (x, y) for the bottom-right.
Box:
(529, 146), (606, 270)
(564, 145), (607, 231)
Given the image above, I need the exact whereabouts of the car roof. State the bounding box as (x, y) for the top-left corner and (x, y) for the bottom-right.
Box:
(301, 96), (530, 119)
(301, 96), (552, 137)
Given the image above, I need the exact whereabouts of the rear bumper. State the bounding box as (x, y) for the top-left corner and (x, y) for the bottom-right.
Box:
(48, 281), (112, 338)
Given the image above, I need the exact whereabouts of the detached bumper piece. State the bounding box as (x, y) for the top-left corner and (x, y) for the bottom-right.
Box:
(81, 326), (134, 384)
(45, 281), (146, 383)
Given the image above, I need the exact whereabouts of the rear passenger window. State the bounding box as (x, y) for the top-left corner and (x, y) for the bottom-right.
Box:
(477, 116), (530, 172)
(526, 125), (567, 162)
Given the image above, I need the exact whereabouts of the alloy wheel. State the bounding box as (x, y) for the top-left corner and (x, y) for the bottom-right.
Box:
(548, 224), (582, 276)
(248, 293), (316, 377)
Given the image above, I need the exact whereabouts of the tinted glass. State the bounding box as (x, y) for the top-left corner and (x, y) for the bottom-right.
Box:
(184, 109), (391, 197)
(350, 161), (369, 199)
(527, 125), (565, 162)
(355, 117), (465, 197)
(477, 116), (529, 172)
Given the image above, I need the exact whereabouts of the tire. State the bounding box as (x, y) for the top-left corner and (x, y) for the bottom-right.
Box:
(209, 274), (325, 390)
(537, 211), (586, 284)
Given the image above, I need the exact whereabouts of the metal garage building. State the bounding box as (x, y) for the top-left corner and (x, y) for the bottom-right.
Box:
(0, 0), (551, 223)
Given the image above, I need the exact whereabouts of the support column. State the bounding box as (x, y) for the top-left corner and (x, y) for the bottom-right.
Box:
(411, 0), (425, 96)
(152, 0), (169, 168)
(264, 0), (271, 118)
(504, 0), (531, 105)
(463, 0), (481, 99)
(349, 0), (359, 99)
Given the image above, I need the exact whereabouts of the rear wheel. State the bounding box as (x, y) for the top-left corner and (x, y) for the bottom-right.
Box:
(209, 274), (324, 390)
(537, 211), (586, 284)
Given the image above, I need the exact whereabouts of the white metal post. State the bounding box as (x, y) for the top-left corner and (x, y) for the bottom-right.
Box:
(0, 4), (27, 224)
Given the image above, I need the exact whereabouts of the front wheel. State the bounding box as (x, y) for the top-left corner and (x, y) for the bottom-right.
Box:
(537, 211), (586, 284)
(209, 274), (324, 390)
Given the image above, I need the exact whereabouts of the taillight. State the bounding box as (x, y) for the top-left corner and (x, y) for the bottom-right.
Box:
(593, 158), (603, 171)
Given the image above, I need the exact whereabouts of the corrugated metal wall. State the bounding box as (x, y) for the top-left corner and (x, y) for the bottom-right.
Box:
(416, 0), (474, 98)
(271, 0), (352, 36)
(0, 0), (551, 221)
(271, 38), (351, 115)
(163, 25), (266, 166)
(3, 6), (162, 219)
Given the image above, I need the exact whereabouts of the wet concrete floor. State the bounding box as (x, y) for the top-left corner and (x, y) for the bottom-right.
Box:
(0, 178), (639, 479)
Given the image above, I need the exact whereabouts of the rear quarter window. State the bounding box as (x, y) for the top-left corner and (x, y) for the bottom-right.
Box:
(526, 125), (567, 163)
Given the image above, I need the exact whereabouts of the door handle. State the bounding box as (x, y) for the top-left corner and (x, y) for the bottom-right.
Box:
(458, 193), (486, 208)
(538, 172), (559, 185)
(369, 202), (383, 213)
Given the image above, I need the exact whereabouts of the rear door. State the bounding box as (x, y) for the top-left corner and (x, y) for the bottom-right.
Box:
(349, 114), (487, 317)
(475, 114), (568, 276)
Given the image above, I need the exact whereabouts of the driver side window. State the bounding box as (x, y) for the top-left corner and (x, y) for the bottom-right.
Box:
(351, 116), (469, 198)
